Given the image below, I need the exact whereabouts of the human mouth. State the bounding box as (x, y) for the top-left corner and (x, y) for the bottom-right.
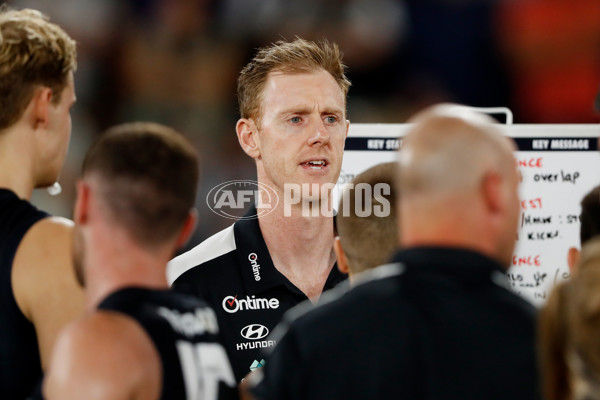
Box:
(300, 159), (328, 170)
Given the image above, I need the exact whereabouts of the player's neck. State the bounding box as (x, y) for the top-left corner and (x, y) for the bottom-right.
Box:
(259, 200), (335, 254)
(400, 201), (496, 259)
(83, 228), (171, 312)
(0, 125), (36, 199)
(258, 206), (336, 300)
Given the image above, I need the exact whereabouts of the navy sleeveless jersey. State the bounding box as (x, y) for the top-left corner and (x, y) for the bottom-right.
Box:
(98, 287), (238, 400)
(0, 188), (49, 399)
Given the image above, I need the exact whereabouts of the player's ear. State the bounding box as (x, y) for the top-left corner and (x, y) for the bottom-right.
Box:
(236, 118), (261, 159)
(481, 170), (510, 220)
(334, 237), (350, 275)
(345, 119), (350, 139)
(175, 209), (198, 250)
(567, 247), (580, 276)
(32, 86), (53, 131)
(74, 180), (90, 225)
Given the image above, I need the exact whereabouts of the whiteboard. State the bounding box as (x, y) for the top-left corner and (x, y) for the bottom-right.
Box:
(337, 123), (600, 307)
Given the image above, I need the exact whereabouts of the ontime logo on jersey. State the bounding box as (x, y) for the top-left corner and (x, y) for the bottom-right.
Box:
(206, 180), (279, 220)
(248, 253), (261, 281)
(222, 295), (280, 314)
(241, 324), (269, 340)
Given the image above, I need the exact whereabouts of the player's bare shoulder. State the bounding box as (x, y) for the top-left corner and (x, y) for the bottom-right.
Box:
(14, 216), (75, 274)
(12, 216), (81, 314)
(12, 216), (84, 368)
(44, 312), (161, 400)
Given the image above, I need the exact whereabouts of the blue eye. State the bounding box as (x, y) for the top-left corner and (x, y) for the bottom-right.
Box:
(325, 116), (337, 124)
(290, 116), (301, 123)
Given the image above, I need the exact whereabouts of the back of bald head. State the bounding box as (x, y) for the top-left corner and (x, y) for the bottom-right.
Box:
(398, 104), (516, 201)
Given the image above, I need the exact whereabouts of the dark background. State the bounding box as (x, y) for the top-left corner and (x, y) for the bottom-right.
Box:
(6, 0), (600, 249)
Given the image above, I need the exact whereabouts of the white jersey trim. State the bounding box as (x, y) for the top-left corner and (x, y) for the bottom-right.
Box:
(351, 262), (405, 287)
(268, 262), (405, 348)
(167, 224), (236, 285)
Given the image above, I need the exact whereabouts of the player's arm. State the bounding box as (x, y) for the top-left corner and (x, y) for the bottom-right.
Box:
(43, 312), (162, 400)
(239, 370), (261, 400)
(11, 217), (85, 369)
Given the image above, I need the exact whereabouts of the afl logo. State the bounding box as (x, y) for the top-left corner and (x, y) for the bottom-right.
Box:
(206, 180), (279, 220)
(241, 324), (269, 340)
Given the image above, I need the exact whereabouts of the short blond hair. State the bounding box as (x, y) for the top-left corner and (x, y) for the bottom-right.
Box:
(237, 37), (350, 125)
(0, 6), (77, 130)
(336, 162), (398, 275)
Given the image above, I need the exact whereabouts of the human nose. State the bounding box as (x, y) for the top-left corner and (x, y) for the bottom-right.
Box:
(307, 120), (330, 146)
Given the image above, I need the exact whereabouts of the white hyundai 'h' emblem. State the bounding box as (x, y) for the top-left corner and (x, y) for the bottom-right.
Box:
(241, 324), (269, 340)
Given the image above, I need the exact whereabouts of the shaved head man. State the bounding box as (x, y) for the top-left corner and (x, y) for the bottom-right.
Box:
(248, 103), (539, 400)
(399, 103), (520, 267)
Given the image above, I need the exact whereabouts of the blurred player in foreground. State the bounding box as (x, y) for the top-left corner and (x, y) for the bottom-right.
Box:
(0, 6), (83, 398)
(44, 123), (237, 400)
(334, 161), (398, 284)
(539, 238), (600, 400)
